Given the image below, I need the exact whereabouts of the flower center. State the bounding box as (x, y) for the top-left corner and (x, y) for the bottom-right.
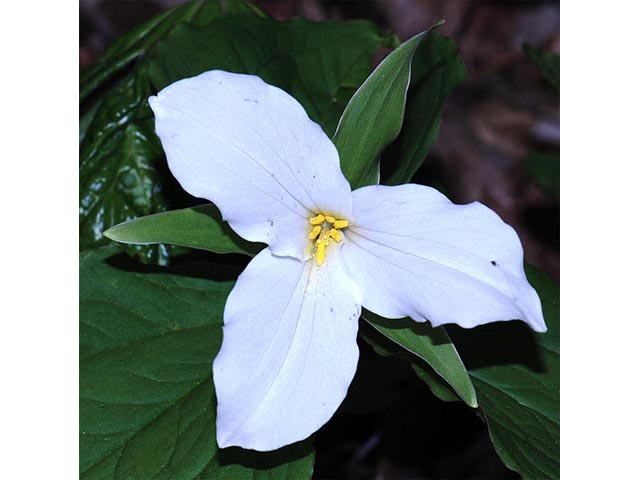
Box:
(308, 213), (349, 266)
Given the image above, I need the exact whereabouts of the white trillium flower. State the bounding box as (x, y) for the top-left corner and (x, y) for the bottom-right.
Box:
(149, 70), (546, 452)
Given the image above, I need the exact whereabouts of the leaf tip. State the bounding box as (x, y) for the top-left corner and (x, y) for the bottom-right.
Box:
(102, 225), (119, 242)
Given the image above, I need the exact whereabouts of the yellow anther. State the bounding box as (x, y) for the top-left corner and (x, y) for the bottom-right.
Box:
(309, 225), (321, 240)
(333, 219), (349, 229)
(329, 229), (342, 242)
(309, 214), (325, 225)
(308, 212), (349, 266)
(316, 241), (326, 266)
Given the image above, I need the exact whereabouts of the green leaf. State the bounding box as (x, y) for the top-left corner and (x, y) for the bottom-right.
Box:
(451, 265), (560, 479)
(79, 0), (262, 101)
(410, 361), (461, 403)
(104, 204), (261, 256)
(363, 311), (477, 408)
(526, 150), (560, 196)
(147, 15), (390, 136)
(523, 43), (559, 91)
(79, 67), (179, 264)
(80, 99), (102, 145)
(386, 33), (466, 184)
(332, 23), (443, 189)
(80, 247), (315, 479)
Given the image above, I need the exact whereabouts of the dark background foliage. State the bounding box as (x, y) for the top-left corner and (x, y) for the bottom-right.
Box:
(80, 1), (559, 478)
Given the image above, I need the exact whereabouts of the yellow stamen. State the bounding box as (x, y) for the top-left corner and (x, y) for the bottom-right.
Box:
(316, 241), (327, 266)
(329, 229), (342, 242)
(333, 219), (349, 229)
(309, 214), (325, 225)
(307, 212), (350, 266)
(309, 225), (321, 240)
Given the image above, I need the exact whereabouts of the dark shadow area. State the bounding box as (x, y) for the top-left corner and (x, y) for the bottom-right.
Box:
(448, 321), (545, 373)
(218, 439), (315, 470)
(314, 338), (517, 479)
(104, 251), (245, 282)
(522, 203), (560, 251)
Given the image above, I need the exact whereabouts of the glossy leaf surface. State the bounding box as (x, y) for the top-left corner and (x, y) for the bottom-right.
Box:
(79, 68), (178, 264)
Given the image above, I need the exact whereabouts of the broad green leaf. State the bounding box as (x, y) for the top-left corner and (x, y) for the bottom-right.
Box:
(147, 15), (391, 136)
(363, 311), (477, 408)
(80, 247), (315, 479)
(104, 204), (261, 256)
(386, 33), (467, 184)
(80, 0), (261, 101)
(451, 265), (560, 479)
(526, 150), (560, 196)
(523, 43), (559, 91)
(332, 23), (443, 189)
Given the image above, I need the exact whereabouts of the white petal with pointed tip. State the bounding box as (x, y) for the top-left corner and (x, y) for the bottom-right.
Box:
(149, 71), (353, 259)
(213, 247), (362, 451)
(341, 184), (546, 332)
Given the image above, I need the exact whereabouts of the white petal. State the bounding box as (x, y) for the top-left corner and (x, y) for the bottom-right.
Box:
(341, 184), (546, 332)
(149, 71), (352, 259)
(213, 247), (362, 451)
